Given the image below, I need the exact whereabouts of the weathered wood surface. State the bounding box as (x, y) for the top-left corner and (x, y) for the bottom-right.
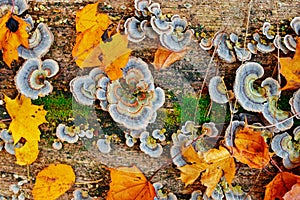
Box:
(1, 0), (300, 199)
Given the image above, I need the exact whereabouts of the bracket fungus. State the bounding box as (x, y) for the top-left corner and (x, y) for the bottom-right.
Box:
(56, 124), (79, 144)
(73, 189), (93, 200)
(289, 88), (300, 119)
(140, 131), (163, 158)
(209, 76), (229, 104)
(18, 23), (54, 59)
(233, 62), (267, 112)
(153, 182), (178, 200)
(261, 77), (281, 97)
(15, 58), (59, 99)
(170, 133), (191, 167)
(213, 32), (236, 63)
(262, 22), (274, 40)
(273, 35), (289, 54)
(134, 0), (151, 17)
(125, 132), (137, 147)
(271, 132), (300, 169)
(0, 129), (15, 155)
(199, 37), (213, 50)
(97, 137), (112, 154)
(225, 120), (245, 147)
(152, 129), (166, 142)
(291, 16), (300, 35)
(253, 33), (275, 53)
(181, 120), (198, 134)
(247, 42), (257, 54)
(202, 122), (218, 137)
(151, 15), (173, 35)
(234, 46), (252, 62)
(0, 0), (28, 17)
(262, 96), (293, 132)
(283, 34), (296, 52)
(124, 17), (146, 43)
(147, 2), (161, 17)
(106, 57), (165, 130)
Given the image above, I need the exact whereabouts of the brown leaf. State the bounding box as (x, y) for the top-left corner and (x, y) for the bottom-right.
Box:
(152, 46), (186, 70)
(264, 172), (300, 200)
(280, 37), (300, 90)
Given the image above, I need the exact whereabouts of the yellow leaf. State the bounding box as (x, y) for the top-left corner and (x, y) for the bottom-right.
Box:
(0, 11), (28, 67)
(32, 164), (75, 200)
(15, 141), (39, 165)
(280, 38), (300, 90)
(4, 94), (47, 144)
(82, 33), (132, 81)
(107, 165), (156, 200)
(152, 46), (186, 70)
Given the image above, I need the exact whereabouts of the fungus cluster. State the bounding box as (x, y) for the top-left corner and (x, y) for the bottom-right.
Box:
(125, 0), (193, 51)
(0, 0), (28, 17)
(0, 129), (15, 155)
(139, 130), (163, 158)
(97, 135), (112, 154)
(153, 182), (178, 200)
(15, 58), (59, 99)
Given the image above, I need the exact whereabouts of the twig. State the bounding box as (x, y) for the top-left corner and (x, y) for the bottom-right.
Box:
(75, 178), (103, 185)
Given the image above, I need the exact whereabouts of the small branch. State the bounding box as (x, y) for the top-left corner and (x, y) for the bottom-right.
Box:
(75, 178), (103, 185)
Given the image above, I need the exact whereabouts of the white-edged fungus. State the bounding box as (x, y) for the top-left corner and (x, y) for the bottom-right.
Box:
(229, 33), (239, 43)
(190, 190), (202, 200)
(140, 20), (158, 39)
(124, 17), (146, 43)
(253, 33), (275, 53)
(73, 189), (92, 200)
(283, 34), (296, 52)
(0, 0), (28, 16)
(213, 32), (236, 63)
(15, 58), (59, 99)
(150, 16), (173, 35)
(261, 77), (281, 97)
(199, 37), (213, 50)
(125, 132), (137, 147)
(18, 23), (54, 59)
(289, 88), (300, 119)
(271, 132), (300, 169)
(159, 15), (193, 52)
(262, 96), (293, 132)
(291, 17), (300, 35)
(262, 22), (274, 40)
(153, 182), (178, 200)
(234, 46), (252, 61)
(247, 42), (257, 54)
(0, 129), (15, 155)
(52, 141), (62, 150)
(23, 15), (34, 31)
(152, 129), (166, 142)
(273, 35), (289, 54)
(147, 2), (161, 17)
(9, 184), (20, 194)
(225, 120), (244, 147)
(97, 136), (112, 154)
(134, 0), (151, 17)
(56, 124), (79, 144)
(106, 57), (165, 130)
(224, 186), (251, 200)
(181, 120), (197, 134)
(202, 122), (218, 137)
(209, 76), (229, 104)
(233, 62), (266, 112)
(78, 129), (93, 139)
(140, 131), (163, 158)
(170, 133), (192, 167)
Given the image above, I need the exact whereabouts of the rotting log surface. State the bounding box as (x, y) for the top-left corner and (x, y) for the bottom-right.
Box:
(0, 0), (300, 199)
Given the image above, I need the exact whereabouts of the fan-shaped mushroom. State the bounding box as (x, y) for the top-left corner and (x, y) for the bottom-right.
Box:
(134, 0), (151, 17)
(56, 124), (79, 144)
(124, 17), (146, 43)
(273, 35), (289, 54)
(209, 76), (229, 104)
(224, 120), (244, 147)
(151, 15), (173, 35)
(140, 131), (163, 158)
(199, 37), (213, 50)
(283, 34), (296, 51)
(253, 33), (275, 53)
(0, 0), (28, 16)
(97, 137), (112, 153)
(289, 88), (300, 119)
(213, 32), (236, 63)
(262, 22), (275, 40)
(291, 16), (300, 35)
(202, 122), (218, 137)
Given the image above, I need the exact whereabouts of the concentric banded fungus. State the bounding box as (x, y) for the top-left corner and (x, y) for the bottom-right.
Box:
(225, 120), (244, 147)
(289, 88), (300, 119)
(283, 34), (296, 51)
(262, 96), (293, 132)
(150, 15), (173, 35)
(229, 33), (238, 43)
(0, 0), (28, 16)
(159, 15), (193, 52)
(140, 131), (163, 158)
(202, 122), (218, 137)
(213, 32), (236, 63)
(15, 58), (59, 99)
(147, 2), (161, 17)
(199, 38), (213, 50)
(97, 137), (112, 153)
(233, 62), (266, 112)
(247, 42), (257, 54)
(152, 129), (166, 141)
(134, 0), (151, 17)
(140, 20), (158, 39)
(261, 77), (280, 97)
(106, 57), (165, 130)
(56, 124), (79, 144)
(125, 132), (137, 147)
(234, 46), (252, 61)
(273, 35), (289, 54)
(170, 133), (191, 167)
(291, 17), (300, 35)
(181, 120), (197, 134)
(253, 33), (275, 53)
(209, 76), (229, 104)
(124, 17), (146, 43)
(18, 23), (54, 59)
(271, 132), (300, 169)
(262, 22), (274, 40)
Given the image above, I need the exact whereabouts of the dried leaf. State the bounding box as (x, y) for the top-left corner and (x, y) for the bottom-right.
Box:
(152, 46), (186, 70)
(107, 165), (156, 200)
(283, 183), (300, 200)
(178, 146), (235, 197)
(280, 38), (300, 90)
(0, 11), (28, 67)
(15, 141), (39, 165)
(4, 94), (47, 144)
(264, 172), (300, 200)
(226, 126), (270, 169)
(32, 164), (75, 200)
(82, 33), (132, 81)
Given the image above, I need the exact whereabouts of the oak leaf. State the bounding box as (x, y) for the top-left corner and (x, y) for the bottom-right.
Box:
(4, 94), (47, 144)
(32, 164), (75, 200)
(226, 126), (270, 169)
(72, 2), (112, 67)
(15, 141), (39, 165)
(264, 172), (300, 200)
(0, 11), (28, 67)
(152, 46), (186, 70)
(82, 33), (132, 80)
(178, 146), (235, 197)
(280, 37), (300, 90)
(107, 165), (156, 200)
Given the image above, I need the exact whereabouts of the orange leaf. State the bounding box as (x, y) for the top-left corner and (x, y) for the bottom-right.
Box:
(82, 33), (132, 81)
(107, 165), (156, 200)
(226, 126), (270, 169)
(0, 11), (28, 67)
(32, 164), (75, 200)
(280, 37), (300, 90)
(264, 172), (300, 200)
(152, 46), (186, 70)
